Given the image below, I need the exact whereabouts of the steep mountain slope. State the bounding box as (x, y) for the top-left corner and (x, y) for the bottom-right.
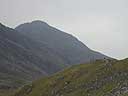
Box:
(0, 21), (110, 96)
(14, 58), (128, 96)
(15, 20), (108, 64)
(0, 21), (109, 91)
(0, 23), (67, 89)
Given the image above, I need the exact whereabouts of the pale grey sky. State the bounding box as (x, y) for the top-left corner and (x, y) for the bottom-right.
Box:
(0, 0), (128, 59)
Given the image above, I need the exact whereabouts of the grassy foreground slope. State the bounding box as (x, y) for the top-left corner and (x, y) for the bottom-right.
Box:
(14, 58), (128, 96)
(0, 90), (15, 96)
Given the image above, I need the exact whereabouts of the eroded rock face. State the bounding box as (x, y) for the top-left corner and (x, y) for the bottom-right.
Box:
(105, 84), (128, 96)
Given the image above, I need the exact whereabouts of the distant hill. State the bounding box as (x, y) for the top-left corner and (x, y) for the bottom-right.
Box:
(13, 58), (128, 96)
(15, 20), (109, 65)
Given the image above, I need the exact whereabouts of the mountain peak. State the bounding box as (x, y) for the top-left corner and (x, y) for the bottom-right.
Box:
(31, 20), (49, 26)
(15, 20), (50, 31)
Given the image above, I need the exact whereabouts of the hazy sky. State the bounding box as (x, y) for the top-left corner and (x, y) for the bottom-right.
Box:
(0, 0), (128, 59)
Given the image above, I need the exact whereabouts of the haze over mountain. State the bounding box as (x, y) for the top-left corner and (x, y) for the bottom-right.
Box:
(1, 0), (127, 59)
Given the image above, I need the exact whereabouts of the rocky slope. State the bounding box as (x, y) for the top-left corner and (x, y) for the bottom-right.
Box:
(14, 58), (128, 96)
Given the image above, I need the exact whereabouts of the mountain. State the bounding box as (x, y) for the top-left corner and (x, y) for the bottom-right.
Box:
(13, 58), (128, 96)
(15, 20), (108, 65)
(0, 21), (109, 96)
(0, 23), (67, 90)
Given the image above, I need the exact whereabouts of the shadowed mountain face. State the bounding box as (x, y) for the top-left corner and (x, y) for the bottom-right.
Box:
(15, 20), (108, 64)
(0, 23), (67, 89)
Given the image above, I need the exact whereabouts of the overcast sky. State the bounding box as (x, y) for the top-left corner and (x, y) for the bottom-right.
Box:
(0, 0), (128, 59)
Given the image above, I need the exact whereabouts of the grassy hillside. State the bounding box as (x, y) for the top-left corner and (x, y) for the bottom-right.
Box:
(0, 89), (15, 96)
(13, 58), (128, 96)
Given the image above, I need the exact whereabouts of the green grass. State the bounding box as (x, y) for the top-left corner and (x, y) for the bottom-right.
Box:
(0, 89), (15, 96)
(13, 58), (128, 96)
